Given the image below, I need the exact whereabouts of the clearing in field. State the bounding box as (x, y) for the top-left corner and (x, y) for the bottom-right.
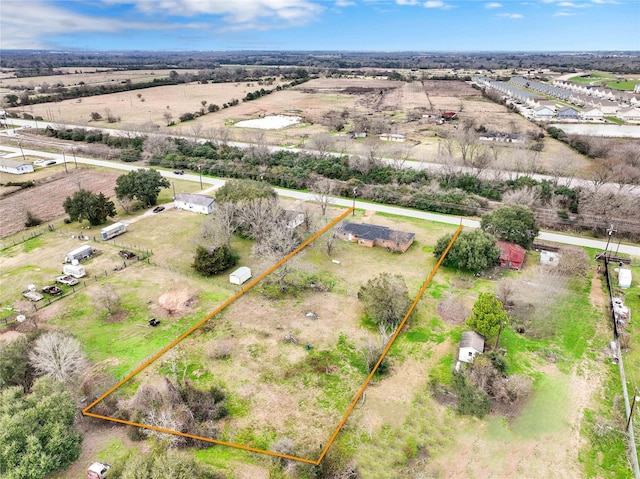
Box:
(83, 211), (461, 464)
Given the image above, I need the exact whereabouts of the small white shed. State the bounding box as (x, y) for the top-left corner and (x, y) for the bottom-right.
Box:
(618, 268), (632, 289)
(458, 331), (485, 364)
(230, 267), (252, 285)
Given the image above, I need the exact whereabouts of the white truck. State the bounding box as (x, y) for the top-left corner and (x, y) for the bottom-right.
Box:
(87, 462), (111, 479)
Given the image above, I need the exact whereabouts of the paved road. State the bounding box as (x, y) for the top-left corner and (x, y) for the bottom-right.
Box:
(2, 143), (639, 257)
(4, 119), (638, 197)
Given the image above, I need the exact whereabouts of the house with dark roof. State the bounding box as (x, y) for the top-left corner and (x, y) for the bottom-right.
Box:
(335, 222), (415, 253)
(174, 193), (215, 214)
(496, 241), (526, 270)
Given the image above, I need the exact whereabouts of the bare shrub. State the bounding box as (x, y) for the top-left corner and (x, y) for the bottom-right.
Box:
(502, 186), (540, 209)
(556, 247), (589, 277)
(211, 340), (232, 360)
(436, 294), (470, 324)
(94, 284), (121, 316)
(495, 279), (515, 310)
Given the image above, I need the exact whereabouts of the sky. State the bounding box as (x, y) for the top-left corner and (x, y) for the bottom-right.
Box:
(1, 0), (639, 52)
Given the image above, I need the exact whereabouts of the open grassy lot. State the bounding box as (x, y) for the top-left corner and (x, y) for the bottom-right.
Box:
(569, 73), (640, 91)
(2, 192), (634, 477)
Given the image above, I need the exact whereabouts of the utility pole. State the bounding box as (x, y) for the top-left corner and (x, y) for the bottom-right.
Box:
(198, 165), (203, 189)
(604, 224), (617, 258)
(62, 151), (68, 173)
(352, 187), (357, 216)
(72, 148), (78, 168)
(627, 389), (639, 430)
(18, 142), (26, 161)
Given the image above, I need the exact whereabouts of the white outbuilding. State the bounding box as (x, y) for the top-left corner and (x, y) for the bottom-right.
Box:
(618, 268), (632, 289)
(230, 267), (252, 285)
(458, 331), (485, 365)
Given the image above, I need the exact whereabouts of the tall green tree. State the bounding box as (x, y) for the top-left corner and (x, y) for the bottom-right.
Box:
(466, 293), (508, 338)
(359, 273), (411, 328)
(192, 244), (238, 276)
(480, 205), (539, 249)
(434, 230), (500, 273)
(0, 378), (82, 479)
(115, 169), (170, 207)
(63, 189), (116, 226)
(214, 179), (276, 204)
(0, 337), (33, 392)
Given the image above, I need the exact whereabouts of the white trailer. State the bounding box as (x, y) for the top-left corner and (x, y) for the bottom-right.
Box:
(63, 261), (86, 278)
(100, 222), (127, 241)
(230, 267), (252, 285)
(65, 244), (94, 263)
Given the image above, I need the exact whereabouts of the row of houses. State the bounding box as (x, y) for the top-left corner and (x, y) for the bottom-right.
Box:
(553, 79), (640, 105)
(473, 76), (640, 122)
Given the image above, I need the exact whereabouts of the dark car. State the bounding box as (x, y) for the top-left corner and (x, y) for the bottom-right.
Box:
(173, 169), (184, 175)
(153, 206), (165, 213)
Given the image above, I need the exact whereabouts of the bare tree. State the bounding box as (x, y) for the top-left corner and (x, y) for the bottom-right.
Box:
(94, 285), (121, 316)
(162, 111), (173, 126)
(236, 197), (283, 243)
(386, 144), (411, 171)
(348, 154), (377, 176)
(141, 135), (178, 163)
(502, 186), (539, 209)
(312, 177), (335, 216)
(362, 138), (383, 163)
(245, 130), (270, 160)
(29, 332), (87, 385)
(495, 279), (515, 310)
(201, 201), (237, 247)
(308, 133), (336, 159)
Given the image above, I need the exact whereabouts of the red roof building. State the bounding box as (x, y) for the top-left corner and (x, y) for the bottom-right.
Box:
(496, 241), (526, 270)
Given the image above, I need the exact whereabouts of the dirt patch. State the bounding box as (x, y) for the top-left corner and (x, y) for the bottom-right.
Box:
(0, 330), (26, 342)
(62, 423), (138, 479)
(155, 288), (198, 317)
(0, 168), (119, 238)
(590, 269), (607, 311)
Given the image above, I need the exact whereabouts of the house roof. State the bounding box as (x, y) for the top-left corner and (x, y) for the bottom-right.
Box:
(174, 193), (215, 207)
(338, 222), (415, 245)
(0, 158), (31, 168)
(497, 241), (526, 269)
(460, 331), (485, 352)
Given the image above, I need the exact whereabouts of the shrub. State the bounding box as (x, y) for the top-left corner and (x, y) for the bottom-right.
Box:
(24, 210), (42, 227)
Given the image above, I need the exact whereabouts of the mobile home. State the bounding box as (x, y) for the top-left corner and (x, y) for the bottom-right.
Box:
(63, 261), (86, 279)
(100, 222), (127, 241)
(65, 244), (94, 263)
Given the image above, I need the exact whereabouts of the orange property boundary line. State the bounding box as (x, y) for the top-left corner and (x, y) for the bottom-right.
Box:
(83, 214), (462, 465)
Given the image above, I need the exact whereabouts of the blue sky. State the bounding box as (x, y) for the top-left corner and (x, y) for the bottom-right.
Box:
(1, 0), (639, 51)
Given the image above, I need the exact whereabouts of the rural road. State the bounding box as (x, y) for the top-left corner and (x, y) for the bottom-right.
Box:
(2, 142), (639, 257)
(5, 119), (639, 197)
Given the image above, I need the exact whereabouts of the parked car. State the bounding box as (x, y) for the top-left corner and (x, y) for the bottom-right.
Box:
(173, 169), (184, 175)
(152, 206), (165, 213)
(56, 275), (79, 286)
(118, 250), (137, 260)
(42, 285), (62, 295)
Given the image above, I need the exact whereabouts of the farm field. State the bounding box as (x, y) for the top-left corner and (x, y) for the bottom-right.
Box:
(0, 69), (202, 92)
(6, 76), (596, 177)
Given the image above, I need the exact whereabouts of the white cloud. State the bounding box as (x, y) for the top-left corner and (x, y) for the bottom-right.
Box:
(554, 10), (575, 15)
(102, 0), (324, 27)
(0, 0), (168, 49)
(396, 0), (421, 4)
(335, 0), (356, 6)
(485, 2), (503, 8)
(424, 0), (444, 7)
(498, 12), (524, 18)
